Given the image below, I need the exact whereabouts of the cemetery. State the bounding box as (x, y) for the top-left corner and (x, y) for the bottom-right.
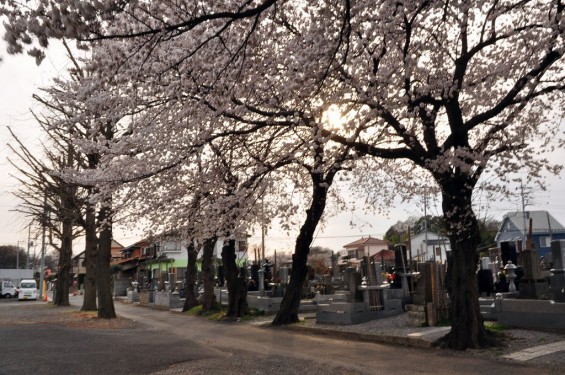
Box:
(116, 215), (565, 335)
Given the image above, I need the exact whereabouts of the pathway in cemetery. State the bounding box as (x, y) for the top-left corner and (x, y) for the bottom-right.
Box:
(1, 296), (562, 374)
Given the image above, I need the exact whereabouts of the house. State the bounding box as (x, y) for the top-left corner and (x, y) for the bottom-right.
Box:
(112, 234), (249, 294)
(342, 236), (389, 261)
(112, 237), (188, 292)
(111, 240), (125, 262)
(409, 231), (450, 264)
(72, 239), (124, 276)
(495, 210), (565, 258)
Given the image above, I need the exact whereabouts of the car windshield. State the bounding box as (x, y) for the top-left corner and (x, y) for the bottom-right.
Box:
(20, 282), (35, 288)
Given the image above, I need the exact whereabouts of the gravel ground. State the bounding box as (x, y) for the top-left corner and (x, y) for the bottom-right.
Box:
(287, 312), (565, 371)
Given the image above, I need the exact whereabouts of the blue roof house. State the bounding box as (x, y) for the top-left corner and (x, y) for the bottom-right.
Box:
(495, 211), (565, 258)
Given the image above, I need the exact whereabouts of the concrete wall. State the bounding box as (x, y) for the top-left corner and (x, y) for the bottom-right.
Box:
(153, 291), (184, 310)
(0, 269), (34, 283)
(495, 298), (565, 331)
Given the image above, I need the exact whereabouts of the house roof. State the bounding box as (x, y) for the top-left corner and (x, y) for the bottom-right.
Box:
(112, 239), (124, 249)
(121, 239), (151, 253)
(502, 211), (564, 232)
(111, 255), (152, 266)
(371, 249), (395, 261)
(495, 210), (565, 242)
(343, 236), (388, 249)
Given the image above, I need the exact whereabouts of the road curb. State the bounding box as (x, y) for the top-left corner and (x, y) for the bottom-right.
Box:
(277, 324), (435, 349)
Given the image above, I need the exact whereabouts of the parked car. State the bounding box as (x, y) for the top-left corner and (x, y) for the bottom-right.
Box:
(18, 279), (38, 301)
(1, 280), (18, 299)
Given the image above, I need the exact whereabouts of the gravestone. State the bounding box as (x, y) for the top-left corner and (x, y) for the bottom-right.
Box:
(550, 240), (565, 302)
(278, 266), (290, 284)
(374, 262), (384, 284)
(477, 257), (494, 296)
(500, 241), (518, 266)
(168, 273), (175, 293)
(520, 244), (549, 299)
(394, 245), (409, 272)
(250, 264), (259, 287)
(346, 268), (362, 302)
(331, 253), (338, 278)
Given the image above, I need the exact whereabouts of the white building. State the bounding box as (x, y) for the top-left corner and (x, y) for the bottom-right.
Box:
(409, 232), (450, 263)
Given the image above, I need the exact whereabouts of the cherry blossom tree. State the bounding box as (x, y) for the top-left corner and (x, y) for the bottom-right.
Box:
(3, 0), (564, 349)
(324, 1), (564, 349)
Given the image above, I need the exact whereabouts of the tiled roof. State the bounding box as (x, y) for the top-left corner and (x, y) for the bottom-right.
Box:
(111, 255), (151, 265)
(371, 249), (395, 261)
(343, 236), (388, 248)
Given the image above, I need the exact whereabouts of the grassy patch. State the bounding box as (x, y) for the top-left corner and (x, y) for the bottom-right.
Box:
(238, 308), (265, 321)
(484, 322), (507, 333)
(186, 305), (267, 322)
(185, 305), (226, 320)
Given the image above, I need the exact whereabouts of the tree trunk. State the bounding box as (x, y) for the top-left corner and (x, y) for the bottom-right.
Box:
(222, 239), (248, 318)
(436, 176), (494, 349)
(272, 173), (328, 325)
(96, 204), (116, 319)
(81, 204), (97, 311)
(54, 217), (73, 306)
(200, 237), (217, 311)
(182, 242), (199, 312)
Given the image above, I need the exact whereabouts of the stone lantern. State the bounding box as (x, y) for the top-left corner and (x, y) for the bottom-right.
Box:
(504, 261), (517, 293)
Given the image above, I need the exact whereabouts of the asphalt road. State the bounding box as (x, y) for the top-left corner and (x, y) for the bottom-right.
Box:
(0, 297), (552, 375)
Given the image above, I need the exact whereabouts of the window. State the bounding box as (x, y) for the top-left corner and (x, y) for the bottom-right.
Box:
(163, 241), (182, 253)
(540, 236), (551, 247)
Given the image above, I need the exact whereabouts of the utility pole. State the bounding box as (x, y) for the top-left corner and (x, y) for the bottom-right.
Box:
(26, 223), (32, 269)
(39, 195), (47, 301)
(16, 242), (20, 269)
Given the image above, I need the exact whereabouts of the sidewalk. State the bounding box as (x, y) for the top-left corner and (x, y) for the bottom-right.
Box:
(119, 297), (565, 370)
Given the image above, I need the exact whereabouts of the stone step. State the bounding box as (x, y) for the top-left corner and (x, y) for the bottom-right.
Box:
(480, 310), (498, 321)
(478, 297), (495, 306)
(405, 304), (426, 312)
(479, 301), (497, 321)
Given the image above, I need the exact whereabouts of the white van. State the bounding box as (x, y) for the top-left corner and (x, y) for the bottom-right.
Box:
(1, 280), (18, 298)
(18, 279), (38, 301)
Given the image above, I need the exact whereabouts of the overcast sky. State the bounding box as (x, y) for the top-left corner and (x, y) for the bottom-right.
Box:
(1, 40), (564, 257)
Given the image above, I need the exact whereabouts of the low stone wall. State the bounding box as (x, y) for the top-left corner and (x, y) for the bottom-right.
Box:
(313, 292), (348, 304)
(153, 291), (184, 310)
(247, 295), (283, 313)
(316, 302), (381, 325)
(495, 298), (565, 331)
(140, 290), (154, 305)
(127, 290), (140, 303)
